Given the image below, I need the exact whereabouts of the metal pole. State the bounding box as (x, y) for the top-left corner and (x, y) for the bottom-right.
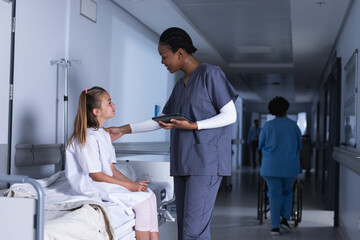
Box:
(7, 0), (16, 176)
(63, 60), (80, 170)
(0, 174), (45, 240)
(63, 61), (69, 171)
(50, 59), (80, 170)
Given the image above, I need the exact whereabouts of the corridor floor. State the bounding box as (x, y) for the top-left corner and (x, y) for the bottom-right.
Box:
(159, 167), (347, 239)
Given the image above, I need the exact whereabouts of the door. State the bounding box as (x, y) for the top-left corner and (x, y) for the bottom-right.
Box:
(321, 57), (341, 213)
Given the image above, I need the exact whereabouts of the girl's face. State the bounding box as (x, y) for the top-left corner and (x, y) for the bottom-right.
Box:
(158, 43), (181, 73)
(94, 92), (115, 126)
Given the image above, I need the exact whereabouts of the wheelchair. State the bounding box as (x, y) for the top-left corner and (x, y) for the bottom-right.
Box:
(257, 176), (302, 227)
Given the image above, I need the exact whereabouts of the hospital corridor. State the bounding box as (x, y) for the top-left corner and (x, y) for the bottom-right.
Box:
(159, 166), (341, 240)
(2, 0), (360, 239)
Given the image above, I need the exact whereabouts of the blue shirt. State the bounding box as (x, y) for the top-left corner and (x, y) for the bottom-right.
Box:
(163, 63), (238, 176)
(258, 117), (302, 178)
(247, 126), (261, 144)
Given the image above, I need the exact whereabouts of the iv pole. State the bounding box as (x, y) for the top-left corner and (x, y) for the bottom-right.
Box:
(50, 59), (81, 170)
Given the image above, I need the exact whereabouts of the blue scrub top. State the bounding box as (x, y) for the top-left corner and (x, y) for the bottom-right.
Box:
(258, 117), (302, 178)
(163, 63), (238, 176)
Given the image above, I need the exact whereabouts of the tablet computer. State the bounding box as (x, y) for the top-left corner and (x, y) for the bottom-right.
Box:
(152, 114), (191, 123)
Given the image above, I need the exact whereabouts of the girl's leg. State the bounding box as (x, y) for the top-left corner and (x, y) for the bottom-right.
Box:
(132, 195), (153, 240)
(135, 231), (150, 240)
(264, 176), (282, 229)
(149, 193), (159, 240)
(281, 177), (297, 220)
(133, 198), (151, 231)
(150, 232), (159, 240)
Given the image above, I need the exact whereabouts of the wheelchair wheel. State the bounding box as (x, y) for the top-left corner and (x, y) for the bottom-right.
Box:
(257, 177), (269, 224)
(263, 181), (269, 220)
(257, 177), (263, 223)
(291, 178), (302, 227)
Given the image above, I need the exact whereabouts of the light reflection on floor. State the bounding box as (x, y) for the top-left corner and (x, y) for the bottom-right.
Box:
(159, 166), (345, 239)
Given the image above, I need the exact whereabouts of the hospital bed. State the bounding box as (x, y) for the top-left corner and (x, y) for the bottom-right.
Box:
(116, 160), (176, 224)
(0, 159), (175, 240)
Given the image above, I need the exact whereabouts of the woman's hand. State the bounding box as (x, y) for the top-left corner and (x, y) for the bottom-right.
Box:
(106, 125), (131, 141)
(126, 180), (150, 192)
(159, 119), (198, 130)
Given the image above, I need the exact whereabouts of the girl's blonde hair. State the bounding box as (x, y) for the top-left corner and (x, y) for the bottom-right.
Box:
(68, 86), (107, 147)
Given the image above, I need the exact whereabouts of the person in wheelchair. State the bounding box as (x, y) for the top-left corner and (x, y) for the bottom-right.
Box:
(258, 96), (302, 236)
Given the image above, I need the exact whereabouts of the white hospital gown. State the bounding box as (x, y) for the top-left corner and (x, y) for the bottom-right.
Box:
(66, 128), (152, 208)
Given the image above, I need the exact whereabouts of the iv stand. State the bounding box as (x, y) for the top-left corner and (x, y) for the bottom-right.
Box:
(50, 59), (81, 170)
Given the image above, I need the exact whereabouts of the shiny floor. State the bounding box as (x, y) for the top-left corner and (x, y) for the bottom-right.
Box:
(159, 167), (346, 239)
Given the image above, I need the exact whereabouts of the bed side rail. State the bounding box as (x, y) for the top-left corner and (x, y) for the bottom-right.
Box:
(0, 174), (45, 240)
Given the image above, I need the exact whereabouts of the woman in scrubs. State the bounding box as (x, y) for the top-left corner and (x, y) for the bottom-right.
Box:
(258, 96), (302, 236)
(108, 27), (238, 240)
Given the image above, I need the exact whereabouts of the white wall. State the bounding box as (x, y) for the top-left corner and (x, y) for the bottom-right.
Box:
(66, 0), (171, 143)
(7, 0), (173, 177)
(339, 166), (360, 239)
(10, 0), (68, 177)
(333, 0), (360, 239)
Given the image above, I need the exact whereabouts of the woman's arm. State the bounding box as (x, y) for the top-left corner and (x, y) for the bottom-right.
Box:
(107, 124), (132, 141)
(107, 119), (161, 141)
(159, 100), (236, 130)
(130, 119), (162, 133)
(196, 100), (236, 130)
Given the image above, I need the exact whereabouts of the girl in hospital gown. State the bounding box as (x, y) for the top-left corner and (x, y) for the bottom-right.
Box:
(66, 86), (159, 240)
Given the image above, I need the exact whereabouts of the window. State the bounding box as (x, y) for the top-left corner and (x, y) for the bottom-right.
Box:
(261, 112), (307, 135)
(343, 50), (357, 147)
(297, 112), (307, 135)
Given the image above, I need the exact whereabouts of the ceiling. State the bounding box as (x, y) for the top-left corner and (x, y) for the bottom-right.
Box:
(113, 0), (352, 103)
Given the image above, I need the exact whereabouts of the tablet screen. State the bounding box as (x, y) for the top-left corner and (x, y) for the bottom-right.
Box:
(152, 114), (191, 123)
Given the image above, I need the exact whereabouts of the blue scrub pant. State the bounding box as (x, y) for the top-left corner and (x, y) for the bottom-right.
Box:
(174, 175), (222, 240)
(263, 176), (296, 228)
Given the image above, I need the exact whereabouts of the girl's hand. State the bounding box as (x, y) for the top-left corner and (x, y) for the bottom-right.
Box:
(159, 119), (198, 130)
(126, 180), (150, 192)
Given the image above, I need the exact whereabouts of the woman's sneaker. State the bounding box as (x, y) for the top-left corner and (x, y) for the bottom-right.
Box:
(280, 218), (292, 232)
(270, 228), (280, 236)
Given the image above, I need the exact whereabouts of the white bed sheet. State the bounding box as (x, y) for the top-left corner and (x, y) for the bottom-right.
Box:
(119, 230), (136, 240)
(114, 219), (135, 239)
(105, 201), (135, 228)
(4, 171), (135, 240)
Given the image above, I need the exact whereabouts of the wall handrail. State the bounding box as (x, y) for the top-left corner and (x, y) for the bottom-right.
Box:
(333, 147), (360, 176)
